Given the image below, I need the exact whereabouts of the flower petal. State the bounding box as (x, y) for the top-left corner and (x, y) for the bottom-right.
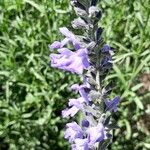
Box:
(49, 41), (61, 49)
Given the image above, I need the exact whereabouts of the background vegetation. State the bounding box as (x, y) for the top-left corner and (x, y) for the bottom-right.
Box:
(0, 0), (149, 150)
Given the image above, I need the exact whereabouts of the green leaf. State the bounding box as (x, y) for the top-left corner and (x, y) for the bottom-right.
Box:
(144, 143), (150, 149)
(134, 96), (144, 110)
(22, 113), (33, 118)
(30, 68), (45, 82)
(131, 83), (144, 92)
(24, 0), (45, 14)
(113, 64), (127, 87)
(124, 119), (131, 140)
(135, 12), (143, 25)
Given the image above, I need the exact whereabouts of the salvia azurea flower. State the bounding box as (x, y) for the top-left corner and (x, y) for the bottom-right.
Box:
(50, 47), (89, 74)
(49, 0), (120, 149)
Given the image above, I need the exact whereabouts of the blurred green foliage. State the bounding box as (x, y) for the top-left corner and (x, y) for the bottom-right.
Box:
(0, 0), (77, 149)
(99, 0), (150, 149)
(0, 0), (149, 150)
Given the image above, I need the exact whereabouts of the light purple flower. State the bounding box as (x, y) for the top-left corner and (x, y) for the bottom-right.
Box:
(87, 123), (105, 146)
(65, 122), (83, 142)
(71, 84), (90, 103)
(72, 138), (89, 150)
(50, 38), (70, 49)
(50, 48), (89, 74)
(49, 41), (61, 49)
(50, 27), (81, 50)
(105, 96), (120, 112)
(62, 106), (80, 118)
(61, 38), (70, 47)
(62, 97), (85, 118)
(59, 27), (81, 50)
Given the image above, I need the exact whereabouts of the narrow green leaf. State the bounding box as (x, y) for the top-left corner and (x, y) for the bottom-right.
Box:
(131, 83), (144, 92)
(113, 64), (127, 87)
(24, 0), (45, 14)
(124, 119), (131, 140)
(135, 12), (143, 25)
(22, 113), (33, 118)
(134, 96), (144, 110)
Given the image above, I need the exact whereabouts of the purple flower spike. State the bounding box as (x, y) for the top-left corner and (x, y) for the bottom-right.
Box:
(49, 1), (120, 149)
(87, 123), (105, 146)
(105, 96), (120, 112)
(50, 48), (89, 74)
(65, 122), (83, 142)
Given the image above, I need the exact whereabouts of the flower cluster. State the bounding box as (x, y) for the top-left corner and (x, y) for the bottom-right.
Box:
(49, 0), (120, 149)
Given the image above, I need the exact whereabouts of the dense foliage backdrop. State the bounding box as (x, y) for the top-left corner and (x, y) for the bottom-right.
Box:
(0, 0), (149, 150)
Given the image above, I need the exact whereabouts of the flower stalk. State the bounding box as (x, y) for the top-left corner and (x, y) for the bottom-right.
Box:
(49, 0), (120, 149)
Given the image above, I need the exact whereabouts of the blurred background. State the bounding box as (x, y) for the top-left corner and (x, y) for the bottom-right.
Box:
(0, 0), (149, 149)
